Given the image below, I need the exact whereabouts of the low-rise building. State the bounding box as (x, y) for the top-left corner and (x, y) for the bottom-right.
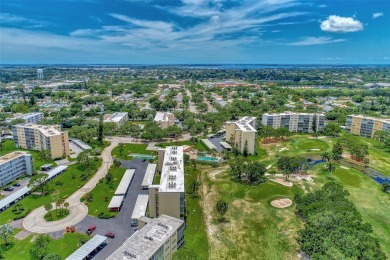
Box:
(12, 124), (70, 159)
(107, 214), (185, 260)
(104, 112), (128, 126)
(154, 112), (175, 129)
(225, 116), (257, 154)
(0, 151), (33, 187)
(261, 112), (325, 133)
(346, 115), (390, 138)
(149, 146), (185, 220)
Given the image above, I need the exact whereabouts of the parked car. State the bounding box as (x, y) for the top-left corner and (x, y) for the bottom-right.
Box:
(13, 183), (21, 187)
(105, 232), (115, 238)
(4, 187), (14, 192)
(86, 225), (96, 235)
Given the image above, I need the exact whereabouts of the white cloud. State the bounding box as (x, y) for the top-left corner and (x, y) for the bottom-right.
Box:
(289, 36), (345, 46)
(320, 15), (363, 33)
(373, 12), (383, 19)
(0, 12), (50, 28)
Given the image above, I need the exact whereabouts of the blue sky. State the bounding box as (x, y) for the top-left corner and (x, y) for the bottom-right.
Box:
(0, 0), (389, 64)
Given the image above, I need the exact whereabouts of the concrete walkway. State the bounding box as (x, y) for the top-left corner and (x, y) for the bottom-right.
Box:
(23, 141), (118, 233)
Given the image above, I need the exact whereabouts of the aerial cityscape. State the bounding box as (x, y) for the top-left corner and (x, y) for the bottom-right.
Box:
(0, 0), (390, 260)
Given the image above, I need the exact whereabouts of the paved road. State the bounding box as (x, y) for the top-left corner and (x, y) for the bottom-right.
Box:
(23, 141), (119, 233)
(75, 159), (149, 259)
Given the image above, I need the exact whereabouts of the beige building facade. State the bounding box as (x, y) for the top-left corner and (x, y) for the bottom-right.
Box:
(346, 115), (390, 138)
(225, 116), (257, 154)
(149, 146), (185, 221)
(12, 124), (70, 159)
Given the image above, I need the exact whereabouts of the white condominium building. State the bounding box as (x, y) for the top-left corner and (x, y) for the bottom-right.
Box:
(0, 152), (33, 187)
(149, 146), (185, 220)
(154, 112), (175, 129)
(14, 112), (44, 124)
(107, 214), (185, 260)
(12, 124), (70, 159)
(104, 112), (128, 126)
(225, 116), (257, 154)
(262, 112), (325, 133)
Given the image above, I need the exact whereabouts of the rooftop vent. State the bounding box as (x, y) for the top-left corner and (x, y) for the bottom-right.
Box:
(144, 236), (154, 241)
(158, 223), (169, 229)
(123, 251), (137, 259)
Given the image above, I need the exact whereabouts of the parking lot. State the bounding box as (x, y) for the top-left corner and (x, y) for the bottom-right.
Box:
(1, 177), (31, 197)
(75, 158), (149, 259)
(208, 136), (226, 152)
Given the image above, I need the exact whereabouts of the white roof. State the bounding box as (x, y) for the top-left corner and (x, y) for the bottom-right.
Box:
(142, 164), (156, 188)
(159, 146), (184, 193)
(70, 139), (92, 150)
(107, 215), (184, 260)
(154, 112), (172, 122)
(220, 141), (232, 149)
(0, 187), (30, 210)
(263, 112), (325, 117)
(108, 195), (124, 209)
(115, 169), (135, 195)
(201, 139), (217, 150)
(0, 151), (30, 164)
(131, 194), (149, 220)
(18, 112), (43, 120)
(104, 112), (128, 123)
(66, 235), (107, 260)
(47, 165), (68, 179)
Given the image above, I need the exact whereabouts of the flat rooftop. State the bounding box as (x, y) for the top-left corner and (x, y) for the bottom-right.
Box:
(263, 112), (325, 117)
(104, 112), (128, 123)
(107, 215), (184, 260)
(14, 124), (63, 137)
(227, 116), (257, 132)
(154, 112), (172, 122)
(0, 151), (30, 164)
(348, 114), (390, 123)
(159, 146), (184, 193)
(17, 112), (43, 120)
(131, 194), (149, 220)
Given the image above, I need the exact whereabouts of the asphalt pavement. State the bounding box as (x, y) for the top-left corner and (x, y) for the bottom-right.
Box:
(76, 158), (149, 259)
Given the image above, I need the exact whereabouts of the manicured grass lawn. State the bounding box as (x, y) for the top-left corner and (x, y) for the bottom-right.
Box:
(0, 160), (101, 225)
(2, 232), (90, 259)
(201, 167), (302, 259)
(111, 143), (156, 160)
(311, 165), (390, 258)
(87, 166), (126, 218)
(44, 209), (70, 221)
(180, 165), (209, 259)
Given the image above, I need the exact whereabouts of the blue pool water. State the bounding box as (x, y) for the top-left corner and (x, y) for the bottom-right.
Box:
(198, 156), (219, 162)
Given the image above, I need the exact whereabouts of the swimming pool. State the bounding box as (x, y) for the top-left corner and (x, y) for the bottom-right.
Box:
(130, 154), (156, 159)
(198, 156), (219, 162)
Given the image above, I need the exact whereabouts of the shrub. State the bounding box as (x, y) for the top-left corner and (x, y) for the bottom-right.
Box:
(55, 181), (63, 186)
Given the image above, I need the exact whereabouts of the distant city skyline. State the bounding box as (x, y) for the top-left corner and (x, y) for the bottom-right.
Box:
(1, 0), (389, 64)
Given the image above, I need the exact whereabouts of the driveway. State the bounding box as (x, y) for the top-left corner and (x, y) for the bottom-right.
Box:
(23, 141), (119, 233)
(75, 158), (149, 259)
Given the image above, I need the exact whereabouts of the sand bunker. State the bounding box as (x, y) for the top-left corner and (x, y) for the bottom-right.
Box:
(340, 166), (350, 170)
(271, 198), (293, 208)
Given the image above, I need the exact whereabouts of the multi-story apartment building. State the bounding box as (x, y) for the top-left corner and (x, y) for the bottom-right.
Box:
(107, 214), (185, 260)
(0, 152), (33, 187)
(154, 112), (175, 129)
(346, 115), (390, 138)
(225, 116), (257, 154)
(14, 112), (44, 124)
(12, 124), (70, 159)
(103, 112), (128, 126)
(261, 112), (325, 133)
(149, 146), (185, 220)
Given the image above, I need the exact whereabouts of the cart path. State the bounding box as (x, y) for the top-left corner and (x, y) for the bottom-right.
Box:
(23, 141), (118, 233)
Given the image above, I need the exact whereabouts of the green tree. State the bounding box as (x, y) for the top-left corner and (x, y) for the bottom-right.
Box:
(118, 142), (124, 155)
(11, 103), (28, 113)
(243, 140), (248, 157)
(30, 234), (50, 260)
(44, 202), (53, 218)
(38, 150), (51, 162)
(332, 140), (343, 160)
(311, 115), (317, 134)
(215, 200), (228, 221)
(0, 224), (13, 246)
(381, 182), (390, 193)
(189, 180), (201, 198)
(97, 116), (104, 146)
(28, 174), (49, 196)
(327, 161), (336, 172)
(324, 122), (341, 137)
(321, 151), (332, 162)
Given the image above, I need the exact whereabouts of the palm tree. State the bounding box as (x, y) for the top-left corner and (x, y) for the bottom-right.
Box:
(118, 142), (124, 155)
(44, 202), (53, 218)
(363, 158), (369, 168)
(327, 161), (336, 172)
(64, 202), (70, 213)
(215, 200), (228, 222)
(321, 151), (331, 162)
